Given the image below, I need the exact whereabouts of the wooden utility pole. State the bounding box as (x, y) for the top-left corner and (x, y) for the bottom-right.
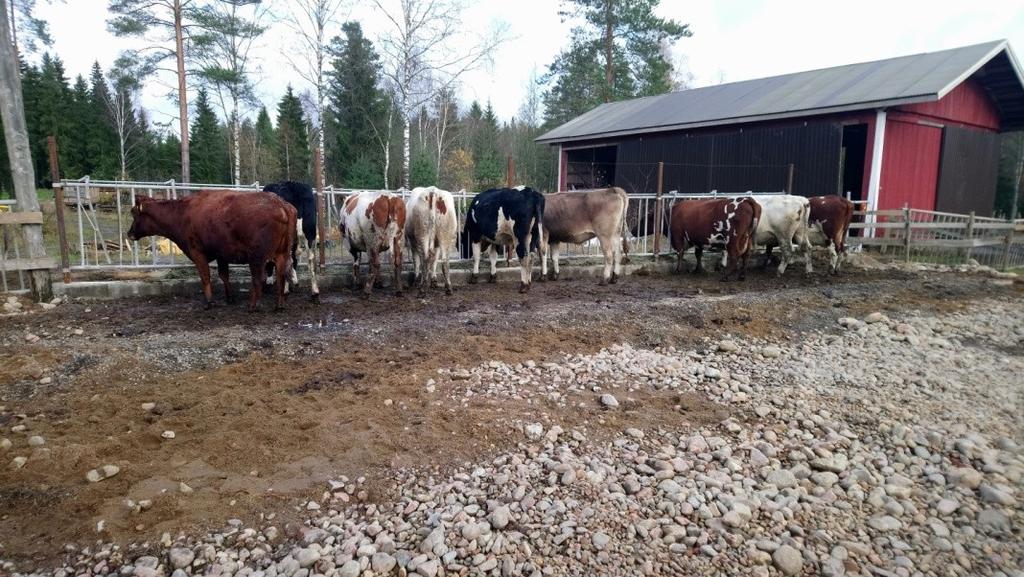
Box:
(653, 161), (664, 261)
(0, 1), (52, 300)
(48, 136), (71, 283)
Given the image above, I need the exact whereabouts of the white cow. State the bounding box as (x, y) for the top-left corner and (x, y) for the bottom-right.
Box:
(750, 194), (812, 275)
(405, 186), (458, 295)
(340, 191), (406, 297)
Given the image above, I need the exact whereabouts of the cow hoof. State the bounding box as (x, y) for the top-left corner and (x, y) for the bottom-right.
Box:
(445, 287), (453, 295)
(518, 282), (530, 293)
(598, 279), (607, 286)
(205, 301), (214, 310)
(621, 257), (631, 265)
(310, 292), (320, 303)
(360, 291), (370, 300)
(610, 273), (619, 284)
(467, 274), (478, 285)
(488, 274), (497, 284)
(552, 273), (560, 281)
(537, 275), (546, 283)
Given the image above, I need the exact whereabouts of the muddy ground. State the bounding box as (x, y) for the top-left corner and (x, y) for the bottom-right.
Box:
(0, 265), (1019, 569)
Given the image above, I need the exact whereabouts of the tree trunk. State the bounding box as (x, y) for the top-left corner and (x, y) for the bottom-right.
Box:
(402, 116), (410, 189)
(8, 0), (16, 58)
(604, 0), (613, 103)
(175, 0), (190, 183)
(0, 0), (51, 300)
(232, 102), (241, 185)
(1010, 133), (1024, 220)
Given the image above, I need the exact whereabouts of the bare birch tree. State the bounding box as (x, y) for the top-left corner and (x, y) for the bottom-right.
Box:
(192, 0), (268, 185)
(372, 0), (507, 188)
(105, 59), (143, 181)
(280, 0), (346, 187)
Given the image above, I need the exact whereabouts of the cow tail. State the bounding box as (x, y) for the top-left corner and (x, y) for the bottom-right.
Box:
(427, 188), (438, 256)
(619, 189), (630, 259)
(532, 196), (544, 255)
(748, 198), (760, 254)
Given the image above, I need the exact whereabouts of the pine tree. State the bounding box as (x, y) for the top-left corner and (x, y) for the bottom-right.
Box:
(190, 87), (229, 183)
(275, 85), (311, 182)
(543, 0), (689, 127)
(410, 150), (436, 187)
(87, 61), (118, 179)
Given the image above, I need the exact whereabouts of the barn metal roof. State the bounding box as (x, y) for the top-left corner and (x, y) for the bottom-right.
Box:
(536, 40), (1024, 143)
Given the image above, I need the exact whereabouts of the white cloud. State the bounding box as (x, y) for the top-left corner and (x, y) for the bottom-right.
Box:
(33, 0), (1024, 133)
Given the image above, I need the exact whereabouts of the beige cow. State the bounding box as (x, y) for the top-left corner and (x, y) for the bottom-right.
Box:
(541, 187), (629, 284)
(405, 186), (458, 295)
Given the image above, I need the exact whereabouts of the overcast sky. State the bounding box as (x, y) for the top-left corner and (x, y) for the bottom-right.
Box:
(33, 0), (1024, 134)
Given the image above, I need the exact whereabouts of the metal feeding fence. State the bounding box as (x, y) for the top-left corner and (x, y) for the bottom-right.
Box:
(47, 178), (1024, 281)
(52, 178), (782, 275)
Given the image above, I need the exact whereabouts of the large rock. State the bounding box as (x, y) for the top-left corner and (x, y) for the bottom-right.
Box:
(979, 485), (1016, 506)
(867, 515), (902, 532)
(767, 469), (798, 489)
(772, 545), (803, 576)
(168, 548), (194, 569)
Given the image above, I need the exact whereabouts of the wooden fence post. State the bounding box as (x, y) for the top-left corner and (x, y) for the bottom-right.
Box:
(786, 163), (795, 193)
(903, 205), (912, 263)
(314, 147), (326, 268)
(506, 156), (515, 188)
(653, 161), (664, 262)
(1001, 223), (1014, 271)
(963, 211), (976, 264)
(47, 136), (70, 283)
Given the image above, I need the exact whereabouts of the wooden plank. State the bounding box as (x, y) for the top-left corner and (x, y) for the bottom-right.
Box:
(0, 257), (55, 271)
(848, 222), (908, 230)
(905, 222), (969, 230)
(0, 211), (43, 225)
(846, 237), (903, 246)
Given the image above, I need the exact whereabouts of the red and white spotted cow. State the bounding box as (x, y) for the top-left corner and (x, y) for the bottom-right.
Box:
(805, 195), (855, 274)
(670, 197), (761, 281)
(340, 191), (406, 297)
(405, 186), (458, 295)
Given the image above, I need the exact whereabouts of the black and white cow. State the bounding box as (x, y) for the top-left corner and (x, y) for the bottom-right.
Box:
(263, 181), (319, 299)
(464, 186), (545, 293)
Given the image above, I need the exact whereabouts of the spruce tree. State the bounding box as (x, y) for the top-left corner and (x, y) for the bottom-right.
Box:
(254, 106), (279, 183)
(190, 87), (229, 183)
(327, 21), (387, 187)
(473, 101), (502, 189)
(275, 85), (310, 182)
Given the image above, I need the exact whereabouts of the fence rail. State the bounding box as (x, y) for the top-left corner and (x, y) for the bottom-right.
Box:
(43, 179), (1024, 283)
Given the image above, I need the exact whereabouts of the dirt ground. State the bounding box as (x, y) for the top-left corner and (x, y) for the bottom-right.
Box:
(0, 265), (1018, 569)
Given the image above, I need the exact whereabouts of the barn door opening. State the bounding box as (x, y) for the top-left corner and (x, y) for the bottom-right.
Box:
(841, 124), (867, 201)
(565, 145), (618, 190)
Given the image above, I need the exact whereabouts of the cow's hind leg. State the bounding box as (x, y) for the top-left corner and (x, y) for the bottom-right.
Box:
(350, 250), (361, 291)
(551, 243), (561, 281)
(248, 260), (266, 312)
(274, 252), (289, 310)
(305, 234), (319, 301)
(599, 237), (613, 285)
(218, 259), (234, 304)
(829, 241), (840, 275)
(440, 246), (453, 295)
(611, 233), (623, 283)
(192, 253), (215, 309)
(364, 249), (379, 298)
(516, 243), (532, 293)
(675, 239), (687, 274)
(761, 244), (774, 271)
(693, 245), (704, 274)
(392, 237), (404, 297)
(468, 242), (481, 284)
(776, 240), (792, 276)
(488, 244), (498, 283)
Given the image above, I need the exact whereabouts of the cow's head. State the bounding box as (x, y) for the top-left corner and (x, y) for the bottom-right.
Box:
(126, 195), (158, 241)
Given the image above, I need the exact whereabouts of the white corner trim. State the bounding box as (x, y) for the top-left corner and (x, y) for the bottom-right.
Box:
(865, 109), (887, 235)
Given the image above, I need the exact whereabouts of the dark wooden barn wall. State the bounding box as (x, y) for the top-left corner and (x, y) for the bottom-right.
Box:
(935, 126), (1000, 216)
(612, 121), (843, 196)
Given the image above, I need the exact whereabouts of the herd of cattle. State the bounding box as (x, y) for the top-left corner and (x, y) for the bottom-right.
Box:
(124, 182), (854, 310)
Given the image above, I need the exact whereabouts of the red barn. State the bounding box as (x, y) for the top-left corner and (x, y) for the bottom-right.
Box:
(537, 40), (1024, 216)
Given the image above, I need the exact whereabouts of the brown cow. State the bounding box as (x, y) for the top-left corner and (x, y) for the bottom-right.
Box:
(541, 187), (628, 284)
(341, 191), (406, 297)
(669, 197), (761, 281)
(126, 191), (296, 311)
(805, 195), (855, 274)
